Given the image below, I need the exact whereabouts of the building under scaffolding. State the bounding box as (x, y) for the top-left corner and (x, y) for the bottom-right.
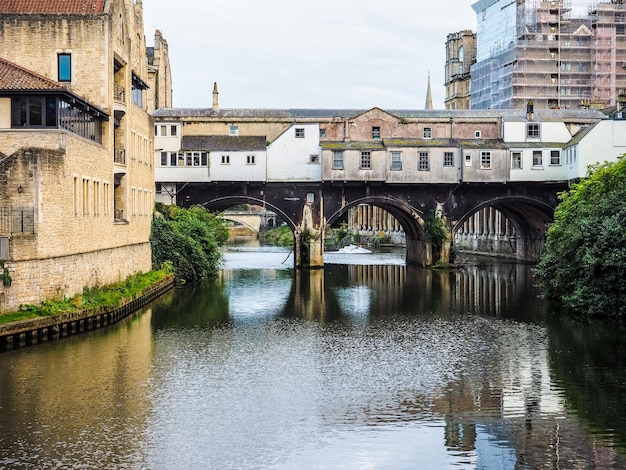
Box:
(471, 0), (626, 110)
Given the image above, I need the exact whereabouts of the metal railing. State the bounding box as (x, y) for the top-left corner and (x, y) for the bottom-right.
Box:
(114, 84), (126, 102)
(114, 147), (126, 165)
(0, 207), (35, 235)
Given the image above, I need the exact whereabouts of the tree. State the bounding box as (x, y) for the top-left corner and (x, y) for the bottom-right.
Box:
(535, 156), (626, 317)
(150, 203), (229, 282)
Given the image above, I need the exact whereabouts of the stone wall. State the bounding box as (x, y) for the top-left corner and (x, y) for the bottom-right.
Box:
(0, 242), (151, 313)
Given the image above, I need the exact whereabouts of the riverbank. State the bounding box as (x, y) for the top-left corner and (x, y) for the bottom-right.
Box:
(0, 274), (175, 352)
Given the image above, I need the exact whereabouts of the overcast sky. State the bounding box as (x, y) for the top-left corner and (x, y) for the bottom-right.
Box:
(142, 0), (478, 110)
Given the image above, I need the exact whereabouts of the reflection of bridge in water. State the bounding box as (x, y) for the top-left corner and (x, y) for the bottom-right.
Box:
(279, 263), (624, 468)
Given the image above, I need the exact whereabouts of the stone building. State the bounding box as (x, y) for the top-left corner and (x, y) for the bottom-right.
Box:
(444, 30), (477, 110)
(147, 29), (173, 113)
(0, 0), (155, 313)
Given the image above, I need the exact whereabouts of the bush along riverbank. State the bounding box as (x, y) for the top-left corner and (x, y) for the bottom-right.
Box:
(535, 155), (626, 318)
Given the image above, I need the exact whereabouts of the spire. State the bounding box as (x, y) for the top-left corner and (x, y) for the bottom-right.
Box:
(212, 82), (219, 111)
(425, 72), (433, 110)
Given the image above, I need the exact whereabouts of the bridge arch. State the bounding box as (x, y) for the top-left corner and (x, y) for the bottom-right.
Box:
(221, 215), (260, 235)
(203, 196), (298, 232)
(324, 195), (433, 265)
(452, 196), (555, 262)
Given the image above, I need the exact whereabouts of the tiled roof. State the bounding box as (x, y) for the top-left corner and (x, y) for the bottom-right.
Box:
(0, 58), (65, 91)
(181, 135), (267, 152)
(154, 107), (608, 122)
(0, 0), (105, 14)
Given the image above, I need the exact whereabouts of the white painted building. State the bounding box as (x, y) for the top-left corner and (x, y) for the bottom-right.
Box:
(503, 110), (608, 182)
(563, 117), (626, 180)
(267, 123), (321, 182)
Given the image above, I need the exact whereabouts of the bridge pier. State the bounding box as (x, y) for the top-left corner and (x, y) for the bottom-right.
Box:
(406, 236), (432, 267)
(294, 229), (324, 268)
(294, 203), (324, 269)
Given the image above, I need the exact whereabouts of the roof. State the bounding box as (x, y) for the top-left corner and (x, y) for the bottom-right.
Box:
(181, 135), (267, 152)
(0, 0), (106, 14)
(0, 57), (108, 119)
(563, 124), (597, 148)
(154, 107), (607, 123)
(0, 58), (66, 92)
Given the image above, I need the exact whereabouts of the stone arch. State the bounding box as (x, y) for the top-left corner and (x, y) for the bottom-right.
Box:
(453, 196), (555, 262)
(203, 195), (298, 232)
(324, 195), (432, 265)
(221, 215), (260, 235)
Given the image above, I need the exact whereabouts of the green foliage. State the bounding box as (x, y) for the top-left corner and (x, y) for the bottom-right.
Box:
(150, 203), (229, 281)
(1, 261), (11, 287)
(426, 210), (449, 250)
(535, 156), (626, 318)
(264, 226), (294, 247)
(0, 270), (169, 324)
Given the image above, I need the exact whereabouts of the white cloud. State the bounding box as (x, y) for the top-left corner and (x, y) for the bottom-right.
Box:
(142, 0), (477, 109)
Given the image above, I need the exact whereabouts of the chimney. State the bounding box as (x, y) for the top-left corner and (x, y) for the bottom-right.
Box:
(212, 82), (219, 112)
(526, 99), (534, 121)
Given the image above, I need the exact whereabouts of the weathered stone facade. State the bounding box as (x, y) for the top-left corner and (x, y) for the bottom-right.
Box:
(0, 0), (155, 313)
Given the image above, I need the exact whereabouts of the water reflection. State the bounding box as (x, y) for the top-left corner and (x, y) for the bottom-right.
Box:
(1, 249), (625, 469)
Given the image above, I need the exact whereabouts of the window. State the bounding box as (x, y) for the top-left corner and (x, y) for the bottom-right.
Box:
(295, 128), (305, 138)
(418, 152), (430, 171)
(201, 152), (208, 166)
(160, 152), (168, 166)
(154, 125), (158, 136)
(170, 125), (177, 136)
(511, 152), (522, 169)
(170, 153), (177, 166)
(310, 154), (319, 163)
(480, 151), (492, 169)
(131, 74), (145, 107)
(550, 150), (561, 165)
(475, 130), (481, 138)
(246, 154), (256, 164)
(229, 126), (239, 136)
(391, 152), (402, 171)
(527, 123), (540, 139)
(444, 152), (454, 167)
(58, 53), (71, 82)
(319, 128), (326, 139)
(423, 127), (432, 139)
(465, 154), (472, 166)
(160, 125), (167, 136)
(193, 152), (201, 166)
(333, 150), (344, 170)
(533, 150), (543, 167)
(372, 126), (381, 140)
(11, 96), (102, 143)
(221, 155), (230, 164)
(0, 237), (9, 260)
(360, 151), (371, 169)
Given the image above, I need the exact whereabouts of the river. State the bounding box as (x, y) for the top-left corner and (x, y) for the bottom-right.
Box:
(1, 243), (625, 469)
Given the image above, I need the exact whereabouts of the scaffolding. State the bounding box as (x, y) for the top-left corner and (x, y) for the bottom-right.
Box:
(471, 0), (626, 110)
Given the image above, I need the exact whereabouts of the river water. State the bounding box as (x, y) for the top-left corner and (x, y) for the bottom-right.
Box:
(1, 244), (626, 469)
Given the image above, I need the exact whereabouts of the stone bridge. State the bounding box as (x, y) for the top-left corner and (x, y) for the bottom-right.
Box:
(178, 180), (567, 268)
(222, 210), (277, 234)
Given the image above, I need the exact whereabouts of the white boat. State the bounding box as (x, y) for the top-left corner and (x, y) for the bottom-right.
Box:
(336, 244), (371, 254)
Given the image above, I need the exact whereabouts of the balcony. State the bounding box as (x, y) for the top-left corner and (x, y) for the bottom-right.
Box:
(114, 84), (126, 103)
(114, 147), (126, 165)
